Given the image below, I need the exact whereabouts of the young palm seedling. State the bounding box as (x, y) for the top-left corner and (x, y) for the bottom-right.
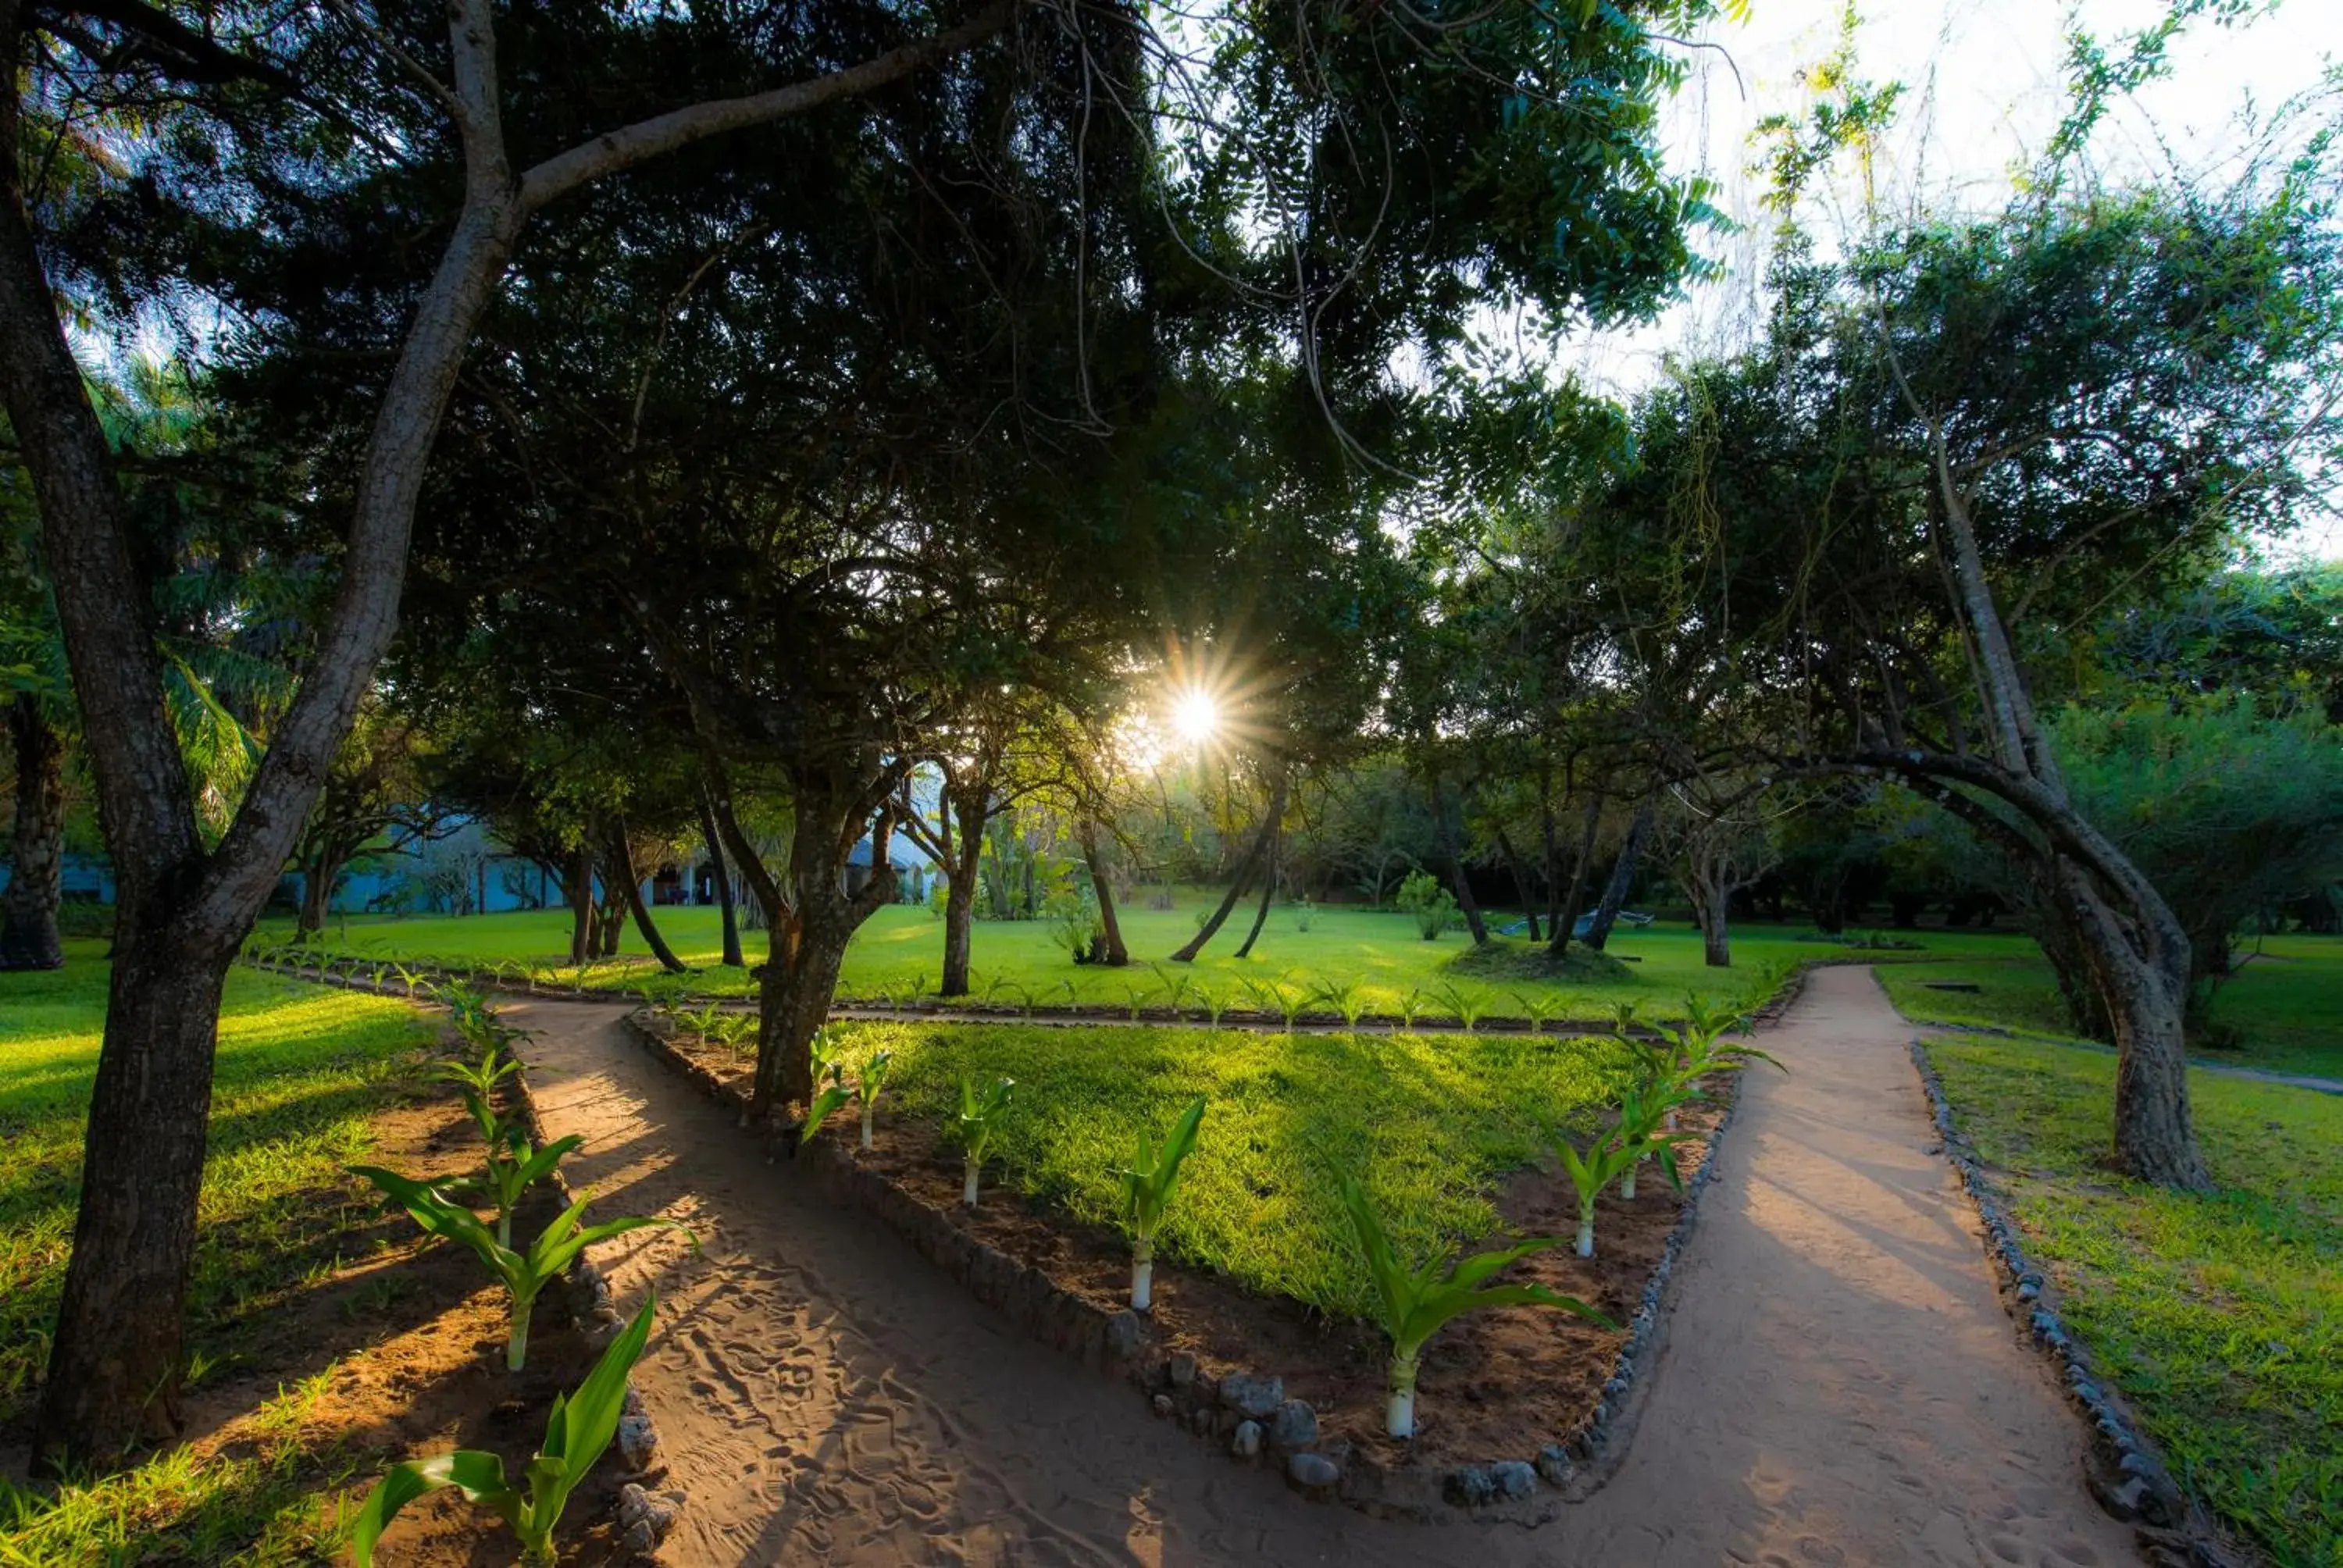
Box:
(1610, 1082), (1699, 1202)
(1547, 1129), (1643, 1257)
(1432, 981), (1487, 1032)
(351, 1165), (691, 1370)
(351, 1292), (659, 1567)
(854, 1049), (894, 1151)
(796, 1078), (854, 1147)
(1114, 1097), (1206, 1311)
(1311, 978), (1369, 1030)
(1150, 964), (1196, 1021)
(1340, 1177), (1609, 1438)
(951, 1076), (1017, 1207)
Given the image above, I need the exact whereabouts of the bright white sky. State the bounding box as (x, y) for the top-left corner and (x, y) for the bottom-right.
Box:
(1565, 0), (2343, 554)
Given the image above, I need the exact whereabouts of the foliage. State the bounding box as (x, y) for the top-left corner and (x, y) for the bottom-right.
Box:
(349, 1294), (658, 1567)
(854, 1049), (895, 1151)
(950, 1076), (1018, 1204)
(350, 1167), (687, 1371)
(1115, 1098), (1207, 1255)
(1339, 1176), (1607, 1437)
(1395, 871), (1458, 941)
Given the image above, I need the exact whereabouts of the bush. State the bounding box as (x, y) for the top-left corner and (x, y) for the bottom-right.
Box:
(1395, 871), (1457, 941)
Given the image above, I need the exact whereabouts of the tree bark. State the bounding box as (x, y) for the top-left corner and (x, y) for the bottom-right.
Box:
(1691, 866), (1731, 968)
(1546, 791), (1604, 959)
(1432, 778), (1489, 946)
(1582, 801), (1653, 952)
(1232, 825), (1279, 960)
(567, 838), (594, 966)
(2, 695), (66, 971)
(1078, 820), (1127, 967)
(1171, 773), (1287, 963)
(696, 787), (744, 968)
(940, 780), (986, 996)
(749, 785), (899, 1114)
(295, 847), (337, 940)
(604, 819), (686, 973)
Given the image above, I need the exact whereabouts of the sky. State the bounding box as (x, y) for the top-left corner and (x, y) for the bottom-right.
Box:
(1564, 0), (2343, 554)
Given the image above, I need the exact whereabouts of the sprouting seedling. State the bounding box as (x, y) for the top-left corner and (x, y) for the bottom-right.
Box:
(351, 1164), (692, 1370)
(1200, 987), (1230, 1028)
(1115, 1096), (1206, 1312)
(1150, 964), (1196, 1021)
(350, 1293), (660, 1566)
(797, 1077), (853, 1147)
(1399, 988), (1428, 1031)
(854, 1049), (894, 1151)
(1341, 1175), (1609, 1438)
(1546, 1126), (1643, 1258)
(1611, 1082), (1698, 1201)
(808, 1024), (846, 1086)
(1311, 978), (1368, 1030)
(1512, 990), (1568, 1035)
(1055, 978), (1078, 1012)
(1122, 979), (1151, 1022)
(1432, 981), (1486, 1032)
(951, 1075), (1017, 1207)
(391, 961), (427, 999)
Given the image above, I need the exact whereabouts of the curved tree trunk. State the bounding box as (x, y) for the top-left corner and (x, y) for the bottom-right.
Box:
(1496, 826), (1539, 942)
(1232, 829), (1279, 960)
(1582, 800), (1653, 952)
(567, 838), (594, 967)
(750, 789), (899, 1115)
(1079, 820), (1127, 967)
(2, 696), (66, 971)
(605, 818), (686, 973)
(1546, 790), (1603, 960)
(1171, 772), (1287, 963)
(696, 789), (744, 968)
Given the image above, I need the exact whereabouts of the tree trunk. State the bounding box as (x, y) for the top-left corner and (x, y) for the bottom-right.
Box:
(566, 839), (593, 966)
(1547, 791), (1603, 960)
(1232, 833), (1279, 960)
(940, 782), (986, 996)
(1432, 778), (1490, 946)
(1171, 773), (1288, 963)
(1582, 801), (1653, 952)
(1495, 826), (1539, 942)
(295, 849), (336, 940)
(1692, 868), (1731, 968)
(1079, 821), (1127, 967)
(605, 820), (685, 973)
(748, 784), (900, 1116)
(35, 900), (235, 1462)
(2, 696), (66, 971)
(696, 789), (744, 968)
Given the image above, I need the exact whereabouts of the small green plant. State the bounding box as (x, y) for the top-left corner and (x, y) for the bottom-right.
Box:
(1340, 1176), (1607, 1438)
(1114, 1096), (1206, 1311)
(1311, 977), (1369, 1029)
(1200, 987), (1230, 1028)
(1432, 981), (1486, 1032)
(1611, 1082), (1698, 1201)
(1121, 979), (1151, 1021)
(1293, 896), (1316, 933)
(350, 1293), (659, 1566)
(1512, 990), (1569, 1034)
(854, 1049), (894, 1150)
(351, 1165), (690, 1370)
(1399, 987), (1429, 1031)
(1237, 975), (1289, 1028)
(797, 1080), (853, 1146)
(951, 1076), (1018, 1207)
(1150, 964), (1196, 1021)
(1396, 870), (1457, 941)
(1547, 1128), (1643, 1257)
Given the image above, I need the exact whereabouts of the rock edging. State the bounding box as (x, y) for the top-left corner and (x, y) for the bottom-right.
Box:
(614, 1006), (1756, 1526)
(1907, 1040), (2234, 1568)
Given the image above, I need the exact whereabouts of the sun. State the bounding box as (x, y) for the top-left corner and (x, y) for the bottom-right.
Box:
(1172, 688), (1220, 743)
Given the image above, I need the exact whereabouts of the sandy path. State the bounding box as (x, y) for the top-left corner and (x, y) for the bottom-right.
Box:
(507, 964), (2136, 1567)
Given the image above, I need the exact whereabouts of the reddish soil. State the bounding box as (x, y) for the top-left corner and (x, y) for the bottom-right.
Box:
(654, 1021), (1720, 1484)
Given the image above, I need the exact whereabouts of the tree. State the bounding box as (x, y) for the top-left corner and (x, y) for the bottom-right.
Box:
(288, 699), (435, 939)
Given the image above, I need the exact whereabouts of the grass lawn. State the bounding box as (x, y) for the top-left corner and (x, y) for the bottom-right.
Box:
(1924, 1035), (2341, 1565)
(821, 1017), (1642, 1318)
(1878, 932), (2343, 1080)
(0, 943), (438, 1564)
(275, 898), (2027, 1024)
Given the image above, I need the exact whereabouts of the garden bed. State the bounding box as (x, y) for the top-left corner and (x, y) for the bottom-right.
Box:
(629, 1010), (1732, 1520)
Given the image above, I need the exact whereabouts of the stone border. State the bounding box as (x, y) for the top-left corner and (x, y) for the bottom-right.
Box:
(247, 957), (686, 1559)
(1906, 1041), (2237, 1567)
(615, 1003), (1760, 1524)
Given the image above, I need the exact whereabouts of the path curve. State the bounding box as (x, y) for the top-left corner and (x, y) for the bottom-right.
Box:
(508, 964), (2138, 1566)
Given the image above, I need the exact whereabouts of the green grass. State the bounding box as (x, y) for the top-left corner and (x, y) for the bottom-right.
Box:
(830, 1017), (1641, 1317)
(0, 942), (438, 1564)
(272, 899), (2024, 1025)
(1925, 1035), (2342, 1566)
(1878, 932), (2343, 1080)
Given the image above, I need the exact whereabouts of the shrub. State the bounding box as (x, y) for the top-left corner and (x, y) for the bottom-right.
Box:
(1396, 871), (1457, 941)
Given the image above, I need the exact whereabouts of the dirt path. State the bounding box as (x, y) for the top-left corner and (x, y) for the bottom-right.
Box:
(508, 964), (2136, 1567)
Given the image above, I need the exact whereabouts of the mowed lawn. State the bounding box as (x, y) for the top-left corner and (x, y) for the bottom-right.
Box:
(1878, 932), (2343, 1079)
(276, 898), (2027, 1024)
(832, 1017), (1639, 1318)
(1925, 1035), (2341, 1565)
(0, 945), (438, 1565)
